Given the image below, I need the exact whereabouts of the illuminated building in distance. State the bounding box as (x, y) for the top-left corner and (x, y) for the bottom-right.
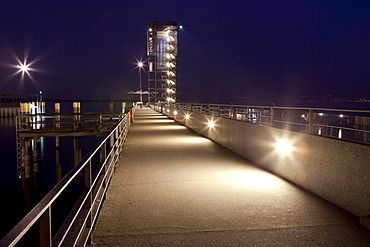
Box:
(147, 21), (179, 103)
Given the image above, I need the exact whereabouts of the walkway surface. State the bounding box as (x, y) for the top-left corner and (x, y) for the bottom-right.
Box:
(93, 107), (370, 246)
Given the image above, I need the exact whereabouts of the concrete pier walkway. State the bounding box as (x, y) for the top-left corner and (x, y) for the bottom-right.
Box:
(93, 107), (370, 246)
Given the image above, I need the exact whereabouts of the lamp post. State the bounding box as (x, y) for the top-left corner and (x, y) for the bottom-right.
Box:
(138, 61), (143, 104)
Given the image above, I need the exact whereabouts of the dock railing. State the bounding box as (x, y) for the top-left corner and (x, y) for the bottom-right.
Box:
(157, 103), (370, 144)
(0, 108), (133, 246)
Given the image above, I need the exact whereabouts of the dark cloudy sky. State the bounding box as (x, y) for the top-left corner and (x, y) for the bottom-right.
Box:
(1, 0), (370, 103)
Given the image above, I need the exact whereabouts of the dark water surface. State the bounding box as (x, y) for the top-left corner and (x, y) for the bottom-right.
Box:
(0, 101), (129, 240)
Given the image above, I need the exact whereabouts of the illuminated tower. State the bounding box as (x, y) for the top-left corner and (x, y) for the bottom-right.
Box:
(147, 21), (179, 103)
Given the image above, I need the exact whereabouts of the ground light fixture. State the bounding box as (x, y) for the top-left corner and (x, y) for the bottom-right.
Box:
(275, 138), (293, 156)
(207, 120), (215, 129)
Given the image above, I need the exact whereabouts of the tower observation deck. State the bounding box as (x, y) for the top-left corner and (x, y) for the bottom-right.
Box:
(147, 21), (179, 103)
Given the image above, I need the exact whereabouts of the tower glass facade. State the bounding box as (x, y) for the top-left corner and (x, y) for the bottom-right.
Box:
(147, 21), (179, 103)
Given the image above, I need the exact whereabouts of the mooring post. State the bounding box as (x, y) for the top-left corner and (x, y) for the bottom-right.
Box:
(24, 139), (32, 179)
(20, 103), (33, 179)
(73, 137), (81, 166)
(54, 103), (61, 129)
(73, 102), (82, 166)
(20, 103), (27, 176)
(53, 103), (62, 182)
(56, 136), (62, 182)
(73, 102), (81, 130)
(109, 101), (114, 113)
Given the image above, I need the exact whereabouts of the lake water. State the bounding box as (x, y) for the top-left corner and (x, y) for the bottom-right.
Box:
(0, 100), (130, 240)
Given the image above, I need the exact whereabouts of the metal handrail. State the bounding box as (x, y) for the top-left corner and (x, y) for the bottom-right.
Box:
(160, 103), (370, 144)
(0, 108), (133, 246)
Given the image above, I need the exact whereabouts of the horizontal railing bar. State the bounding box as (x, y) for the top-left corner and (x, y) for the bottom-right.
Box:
(273, 120), (309, 127)
(165, 103), (369, 144)
(312, 124), (370, 133)
(176, 103), (370, 114)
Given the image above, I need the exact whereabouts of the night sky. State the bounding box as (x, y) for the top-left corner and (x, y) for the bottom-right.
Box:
(1, 0), (370, 104)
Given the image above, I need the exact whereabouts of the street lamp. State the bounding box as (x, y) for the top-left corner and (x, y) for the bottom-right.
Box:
(137, 61), (144, 104)
(17, 63), (29, 73)
(17, 63), (30, 95)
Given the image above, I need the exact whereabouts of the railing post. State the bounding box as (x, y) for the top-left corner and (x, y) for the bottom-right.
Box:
(270, 107), (275, 127)
(40, 207), (52, 247)
(308, 109), (314, 134)
(101, 142), (107, 187)
(229, 106), (236, 120)
(121, 102), (126, 117)
(84, 160), (92, 243)
(99, 114), (103, 131)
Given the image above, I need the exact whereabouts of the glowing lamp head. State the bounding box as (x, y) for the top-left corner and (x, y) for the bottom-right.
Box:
(166, 109), (170, 113)
(185, 114), (190, 120)
(138, 62), (143, 68)
(339, 114), (344, 118)
(173, 110), (178, 116)
(179, 25), (183, 29)
(207, 120), (215, 129)
(275, 139), (293, 156)
(17, 63), (29, 73)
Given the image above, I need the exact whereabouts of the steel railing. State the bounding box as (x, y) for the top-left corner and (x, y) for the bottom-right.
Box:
(16, 112), (124, 134)
(0, 109), (133, 246)
(156, 103), (370, 144)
